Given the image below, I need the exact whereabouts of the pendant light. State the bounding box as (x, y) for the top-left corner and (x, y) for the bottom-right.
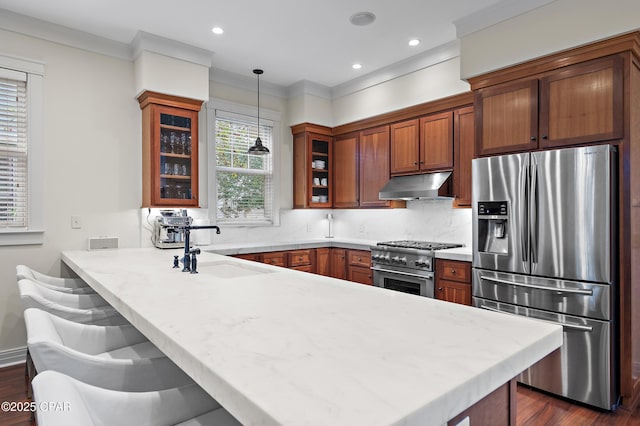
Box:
(247, 69), (270, 155)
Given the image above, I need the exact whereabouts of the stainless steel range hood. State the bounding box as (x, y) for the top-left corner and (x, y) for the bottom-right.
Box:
(378, 172), (452, 200)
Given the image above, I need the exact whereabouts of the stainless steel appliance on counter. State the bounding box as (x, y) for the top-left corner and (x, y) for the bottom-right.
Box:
(371, 241), (463, 297)
(153, 210), (193, 249)
(472, 144), (618, 410)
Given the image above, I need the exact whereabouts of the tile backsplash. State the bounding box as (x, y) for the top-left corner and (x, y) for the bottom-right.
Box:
(140, 199), (472, 248)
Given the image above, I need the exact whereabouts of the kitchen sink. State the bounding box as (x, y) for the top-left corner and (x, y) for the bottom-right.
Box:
(196, 260), (274, 279)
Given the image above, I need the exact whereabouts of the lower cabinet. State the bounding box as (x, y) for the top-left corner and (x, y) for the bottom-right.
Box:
(262, 251), (287, 267)
(315, 248), (331, 276)
(232, 247), (372, 285)
(347, 250), (372, 285)
(435, 259), (471, 306)
(330, 248), (347, 279)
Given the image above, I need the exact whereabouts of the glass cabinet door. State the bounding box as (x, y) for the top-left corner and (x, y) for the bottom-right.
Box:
(138, 91), (202, 208)
(158, 112), (194, 202)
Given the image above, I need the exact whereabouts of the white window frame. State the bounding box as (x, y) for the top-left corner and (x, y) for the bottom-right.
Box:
(206, 98), (280, 227)
(0, 54), (44, 245)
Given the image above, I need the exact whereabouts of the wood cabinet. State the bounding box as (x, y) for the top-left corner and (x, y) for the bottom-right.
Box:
(231, 247), (370, 285)
(330, 248), (347, 279)
(233, 253), (261, 262)
(435, 259), (471, 306)
(333, 133), (359, 208)
(347, 250), (372, 285)
(453, 106), (475, 207)
(315, 248), (331, 276)
(359, 126), (393, 207)
(262, 251), (287, 267)
(138, 91), (202, 207)
(390, 112), (453, 175)
(390, 119), (419, 174)
(292, 124), (333, 209)
(420, 111), (454, 171)
(333, 127), (400, 209)
(475, 56), (623, 156)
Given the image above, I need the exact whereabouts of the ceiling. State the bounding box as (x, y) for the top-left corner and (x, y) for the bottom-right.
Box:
(0, 0), (546, 89)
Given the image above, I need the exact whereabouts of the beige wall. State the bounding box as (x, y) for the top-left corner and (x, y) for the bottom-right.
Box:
(459, 0), (640, 79)
(332, 57), (469, 126)
(134, 51), (209, 101)
(0, 29), (141, 352)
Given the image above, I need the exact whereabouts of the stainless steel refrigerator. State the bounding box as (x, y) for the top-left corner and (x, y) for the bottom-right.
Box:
(472, 144), (618, 410)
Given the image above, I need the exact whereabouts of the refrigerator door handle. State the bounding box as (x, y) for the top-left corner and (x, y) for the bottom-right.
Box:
(520, 156), (529, 263)
(478, 275), (594, 295)
(530, 155), (539, 263)
(479, 305), (594, 332)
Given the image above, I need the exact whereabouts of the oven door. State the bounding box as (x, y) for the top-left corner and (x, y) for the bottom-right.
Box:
(372, 266), (434, 298)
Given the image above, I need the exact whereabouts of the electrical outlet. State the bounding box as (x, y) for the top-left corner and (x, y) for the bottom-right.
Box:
(306, 223), (311, 232)
(71, 216), (82, 229)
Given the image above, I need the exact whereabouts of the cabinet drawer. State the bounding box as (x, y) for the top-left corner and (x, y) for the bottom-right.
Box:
(233, 253), (261, 262)
(288, 250), (312, 266)
(348, 250), (371, 267)
(262, 252), (287, 267)
(437, 260), (471, 283)
(291, 264), (313, 273)
(348, 265), (373, 285)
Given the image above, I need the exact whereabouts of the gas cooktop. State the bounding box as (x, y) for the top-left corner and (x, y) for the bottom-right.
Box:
(377, 240), (463, 251)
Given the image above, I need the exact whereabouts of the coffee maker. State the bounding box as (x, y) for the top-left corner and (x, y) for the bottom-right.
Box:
(153, 210), (193, 249)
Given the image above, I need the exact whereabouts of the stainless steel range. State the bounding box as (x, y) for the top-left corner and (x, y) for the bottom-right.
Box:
(371, 240), (463, 297)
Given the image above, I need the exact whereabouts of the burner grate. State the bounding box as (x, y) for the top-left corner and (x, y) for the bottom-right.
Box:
(378, 240), (463, 250)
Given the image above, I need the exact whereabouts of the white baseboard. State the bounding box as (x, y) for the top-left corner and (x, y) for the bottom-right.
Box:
(0, 346), (27, 368)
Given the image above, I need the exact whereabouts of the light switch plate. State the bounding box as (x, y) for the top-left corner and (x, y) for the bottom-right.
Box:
(71, 216), (82, 229)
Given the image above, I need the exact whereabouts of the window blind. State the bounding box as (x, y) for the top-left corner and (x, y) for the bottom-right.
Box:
(215, 113), (273, 224)
(0, 73), (28, 228)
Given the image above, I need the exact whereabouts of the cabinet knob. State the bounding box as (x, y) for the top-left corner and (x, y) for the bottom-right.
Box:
(530, 136), (537, 141)
(413, 161), (419, 165)
(542, 135), (548, 140)
(419, 161), (425, 164)
(451, 269), (456, 274)
(438, 287), (443, 291)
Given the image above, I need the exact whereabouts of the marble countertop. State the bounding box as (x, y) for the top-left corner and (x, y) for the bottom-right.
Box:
(202, 238), (473, 262)
(62, 248), (560, 426)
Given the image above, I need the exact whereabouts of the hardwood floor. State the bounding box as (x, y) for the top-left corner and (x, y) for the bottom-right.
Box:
(0, 364), (35, 426)
(1, 363), (639, 425)
(516, 385), (640, 425)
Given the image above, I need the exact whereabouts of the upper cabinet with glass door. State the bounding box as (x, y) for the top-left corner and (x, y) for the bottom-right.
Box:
(138, 91), (203, 207)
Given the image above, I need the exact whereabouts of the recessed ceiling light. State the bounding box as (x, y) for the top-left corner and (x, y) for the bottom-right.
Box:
(211, 27), (224, 35)
(352, 63), (362, 70)
(409, 39), (420, 47)
(349, 12), (376, 26)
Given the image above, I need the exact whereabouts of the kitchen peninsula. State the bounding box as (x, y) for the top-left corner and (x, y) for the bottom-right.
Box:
(61, 248), (561, 426)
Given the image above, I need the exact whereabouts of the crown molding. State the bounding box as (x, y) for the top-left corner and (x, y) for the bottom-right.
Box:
(0, 8), (131, 60)
(330, 40), (461, 100)
(453, 0), (557, 38)
(209, 67), (288, 98)
(131, 31), (213, 67)
(286, 80), (332, 100)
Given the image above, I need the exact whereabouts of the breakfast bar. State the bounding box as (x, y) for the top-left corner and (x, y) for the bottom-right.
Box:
(61, 248), (562, 426)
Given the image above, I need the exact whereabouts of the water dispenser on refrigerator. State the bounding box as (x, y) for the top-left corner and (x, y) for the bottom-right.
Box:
(476, 201), (509, 255)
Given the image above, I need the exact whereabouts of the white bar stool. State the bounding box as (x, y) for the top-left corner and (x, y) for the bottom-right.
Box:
(32, 370), (242, 426)
(16, 265), (90, 291)
(24, 308), (192, 392)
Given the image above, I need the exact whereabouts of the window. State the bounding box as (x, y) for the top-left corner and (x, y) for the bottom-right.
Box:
(0, 72), (28, 228)
(208, 101), (280, 226)
(0, 56), (44, 245)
